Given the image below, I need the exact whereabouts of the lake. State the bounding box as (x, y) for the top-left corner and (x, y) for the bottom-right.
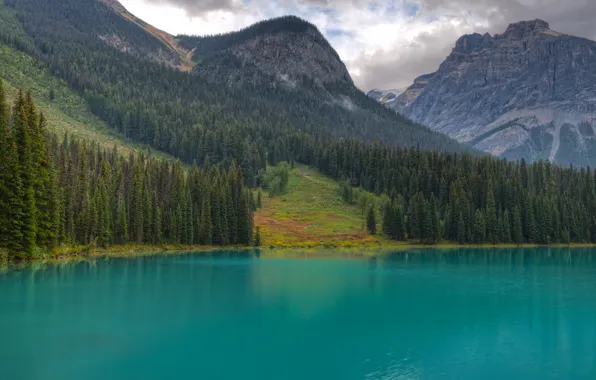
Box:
(1, 248), (596, 379)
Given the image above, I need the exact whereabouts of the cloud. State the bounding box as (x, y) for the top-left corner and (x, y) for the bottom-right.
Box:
(119, 0), (596, 91)
(143, 0), (243, 14)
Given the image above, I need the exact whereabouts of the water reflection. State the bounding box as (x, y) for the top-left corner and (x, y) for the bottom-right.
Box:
(1, 247), (596, 379)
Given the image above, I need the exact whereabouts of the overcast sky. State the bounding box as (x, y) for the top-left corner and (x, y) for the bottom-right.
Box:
(119, 0), (596, 91)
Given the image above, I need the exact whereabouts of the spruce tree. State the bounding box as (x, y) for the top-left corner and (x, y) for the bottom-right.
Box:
(421, 198), (433, 244)
(486, 181), (498, 244)
(13, 91), (37, 254)
(0, 82), (25, 255)
(457, 212), (466, 244)
(473, 209), (485, 244)
(502, 209), (512, 243)
(366, 206), (377, 235)
(429, 194), (440, 243)
(382, 201), (395, 239)
(255, 226), (262, 247)
(512, 206), (523, 245)
(395, 204), (405, 240)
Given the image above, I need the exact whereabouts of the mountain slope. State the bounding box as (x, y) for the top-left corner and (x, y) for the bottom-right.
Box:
(179, 16), (352, 86)
(0, 2), (178, 161)
(99, 0), (196, 70)
(381, 20), (596, 166)
(367, 89), (402, 106)
(0, 0), (474, 180)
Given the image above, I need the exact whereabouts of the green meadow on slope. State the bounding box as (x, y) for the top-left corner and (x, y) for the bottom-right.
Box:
(0, 43), (177, 161)
(255, 164), (391, 247)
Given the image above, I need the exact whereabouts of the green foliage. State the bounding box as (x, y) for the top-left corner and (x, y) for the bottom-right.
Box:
(1, 1), (594, 250)
(317, 140), (596, 245)
(0, 85), (254, 260)
(0, 0), (470, 189)
(366, 207), (377, 235)
(0, 43), (176, 162)
(261, 162), (290, 197)
(254, 227), (261, 247)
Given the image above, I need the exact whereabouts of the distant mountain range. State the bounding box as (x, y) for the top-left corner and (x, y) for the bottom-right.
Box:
(367, 89), (402, 106)
(371, 19), (596, 166)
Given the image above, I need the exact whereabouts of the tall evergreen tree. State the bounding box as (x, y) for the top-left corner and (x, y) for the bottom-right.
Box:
(0, 82), (25, 254)
(366, 207), (377, 235)
(512, 206), (523, 245)
(13, 91), (37, 254)
(486, 181), (498, 244)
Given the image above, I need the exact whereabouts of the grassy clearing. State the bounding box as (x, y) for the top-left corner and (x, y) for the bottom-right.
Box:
(0, 44), (178, 162)
(254, 164), (395, 247)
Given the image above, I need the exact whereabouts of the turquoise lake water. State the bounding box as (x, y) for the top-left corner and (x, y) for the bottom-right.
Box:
(1, 248), (596, 379)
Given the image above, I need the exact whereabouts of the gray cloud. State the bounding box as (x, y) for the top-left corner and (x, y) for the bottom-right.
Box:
(352, 24), (467, 90)
(122, 0), (596, 91)
(357, 0), (596, 91)
(143, 0), (242, 14)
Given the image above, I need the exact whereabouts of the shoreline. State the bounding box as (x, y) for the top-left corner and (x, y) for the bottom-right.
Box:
(3, 241), (596, 267)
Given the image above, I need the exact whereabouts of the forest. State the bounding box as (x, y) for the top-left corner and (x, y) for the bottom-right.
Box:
(2, 0), (596, 262)
(0, 0), (469, 174)
(0, 81), (254, 261)
(283, 136), (596, 245)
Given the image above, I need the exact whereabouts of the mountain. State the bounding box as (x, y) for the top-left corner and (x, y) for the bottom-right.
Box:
(0, 0), (473, 170)
(367, 89), (402, 106)
(178, 16), (353, 87)
(378, 20), (596, 166)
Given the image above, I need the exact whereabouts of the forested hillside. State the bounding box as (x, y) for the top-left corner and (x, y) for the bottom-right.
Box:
(0, 82), (254, 260)
(289, 137), (596, 245)
(0, 0), (470, 179)
(2, 0), (596, 259)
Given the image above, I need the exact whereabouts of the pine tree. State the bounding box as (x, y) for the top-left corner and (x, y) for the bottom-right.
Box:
(429, 194), (440, 243)
(382, 201), (395, 238)
(13, 91), (37, 254)
(502, 209), (512, 243)
(96, 180), (111, 248)
(151, 191), (162, 244)
(255, 226), (262, 246)
(457, 212), (466, 244)
(202, 198), (213, 245)
(486, 181), (498, 244)
(115, 196), (129, 244)
(395, 204), (405, 240)
(421, 198), (433, 244)
(473, 209), (485, 244)
(33, 112), (59, 248)
(366, 206), (377, 235)
(513, 206), (523, 245)
(0, 82), (25, 255)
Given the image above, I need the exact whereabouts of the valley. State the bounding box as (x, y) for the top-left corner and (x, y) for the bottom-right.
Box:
(2, 2), (596, 379)
(2, 0), (596, 264)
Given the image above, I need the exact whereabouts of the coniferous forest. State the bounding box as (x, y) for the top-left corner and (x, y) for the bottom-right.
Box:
(294, 138), (596, 245)
(2, 0), (596, 262)
(0, 81), (253, 260)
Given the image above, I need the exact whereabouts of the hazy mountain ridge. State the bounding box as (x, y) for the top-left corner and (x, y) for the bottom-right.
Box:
(367, 89), (402, 106)
(376, 19), (596, 166)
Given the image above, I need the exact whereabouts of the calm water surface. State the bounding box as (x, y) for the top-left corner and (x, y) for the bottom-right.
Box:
(1, 248), (596, 379)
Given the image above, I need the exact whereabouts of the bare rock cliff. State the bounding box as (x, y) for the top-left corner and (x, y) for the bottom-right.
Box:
(384, 20), (596, 166)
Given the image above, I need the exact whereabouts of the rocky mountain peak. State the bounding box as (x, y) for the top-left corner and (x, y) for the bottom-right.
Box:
(500, 19), (552, 40)
(181, 15), (353, 87)
(375, 19), (596, 166)
(454, 33), (492, 53)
